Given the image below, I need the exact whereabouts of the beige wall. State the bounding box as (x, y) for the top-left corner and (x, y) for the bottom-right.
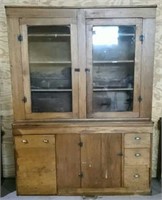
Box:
(0, 0), (162, 177)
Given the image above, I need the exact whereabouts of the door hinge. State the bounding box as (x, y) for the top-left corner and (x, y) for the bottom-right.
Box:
(17, 34), (23, 42)
(78, 172), (84, 178)
(22, 96), (27, 103)
(78, 141), (83, 147)
(138, 96), (142, 103)
(85, 68), (90, 72)
(139, 34), (144, 43)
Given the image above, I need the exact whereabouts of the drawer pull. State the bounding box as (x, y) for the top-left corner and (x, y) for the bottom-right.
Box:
(43, 139), (49, 143)
(135, 153), (141, 157)
(22, 139), (28, 144)
(135, 136), (141, 140)
(134, 174), (140, 178)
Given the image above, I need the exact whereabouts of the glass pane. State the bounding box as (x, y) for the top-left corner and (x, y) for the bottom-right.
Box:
(93, 91), (133, 112)
(28, 25), (72, 113)
(92, 25), (135, 112)
(32, 92), (72, 112)
(93, 26), (135, 61)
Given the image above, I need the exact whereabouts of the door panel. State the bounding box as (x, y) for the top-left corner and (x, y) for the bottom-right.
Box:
(56, 134), (81, 189)
(20, 18), (79, 119)
(81, 133), (122, 188)
(101, 134), (122, 187)
(15, 135), (56, 195)
(86, 19), (142, 118)
(81, 134), (102, 188)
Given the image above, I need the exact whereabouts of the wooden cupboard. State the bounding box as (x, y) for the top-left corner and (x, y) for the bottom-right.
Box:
(6, 6), (156, 195)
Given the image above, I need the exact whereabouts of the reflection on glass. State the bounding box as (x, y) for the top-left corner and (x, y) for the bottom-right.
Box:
(92, 25), (136, 112)
(93, 26), (119, 45)
(28, 25), (72, 112)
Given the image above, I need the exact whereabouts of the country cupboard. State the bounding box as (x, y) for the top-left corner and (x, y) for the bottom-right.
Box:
(6, 6), (156, 195)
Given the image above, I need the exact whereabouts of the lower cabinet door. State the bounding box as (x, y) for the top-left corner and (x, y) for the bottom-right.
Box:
(81, 133), (122, 188)
(15, 135), (56, 195)
(56, 134), (81, 190)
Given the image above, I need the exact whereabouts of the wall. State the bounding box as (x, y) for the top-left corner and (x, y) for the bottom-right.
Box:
(0, 0), (162, 177)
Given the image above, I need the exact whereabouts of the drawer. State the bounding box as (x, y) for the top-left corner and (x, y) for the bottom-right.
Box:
(15, 135), (55, 148)
(125, 133), (151, 148)
(125, 148), (150, 166)
(124, 166), (150, 190)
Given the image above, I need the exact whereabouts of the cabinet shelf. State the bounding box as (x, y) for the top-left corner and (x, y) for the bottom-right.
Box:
(31, 89), (72, 92)
(30, 61), (71, 65)
(119, 33), (135, 37)
(93, 60), (134, 64)
(93, 88), (133, 92)
(28, 33), (70, 37)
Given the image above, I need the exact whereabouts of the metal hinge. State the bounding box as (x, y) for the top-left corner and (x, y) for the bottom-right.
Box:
(138, 96), (142, 103)
(139, 34), (144, 43)
(17, 34), (23, 42)
(78, 141), (83, 147)
(85, 68), (90, 72)
(78, 172), (84, 178)
(22, 96), (27, 103)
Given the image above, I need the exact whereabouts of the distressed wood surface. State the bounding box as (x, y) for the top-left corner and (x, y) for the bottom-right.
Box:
(0, 0), (162, 179)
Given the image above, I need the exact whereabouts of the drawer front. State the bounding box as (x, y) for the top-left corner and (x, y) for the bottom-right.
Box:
(124, 166), (150, 190)
(15, 135), (55, 148)
(125, 133), (151, 148)
(125, 148), (150, 166)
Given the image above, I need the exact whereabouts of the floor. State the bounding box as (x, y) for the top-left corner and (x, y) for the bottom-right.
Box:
(1, 178), (161, 200)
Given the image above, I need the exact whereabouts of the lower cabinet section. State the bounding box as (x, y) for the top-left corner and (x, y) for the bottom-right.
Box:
(13, 126), (152, 195)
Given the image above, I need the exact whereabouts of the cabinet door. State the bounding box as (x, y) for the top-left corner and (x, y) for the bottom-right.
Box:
(20, 17), (79, 119)
(56, 134), (81, 190)
(86, 19), (142, 118)
(81, 134), (122, 188)
(15, 135), (56, 195)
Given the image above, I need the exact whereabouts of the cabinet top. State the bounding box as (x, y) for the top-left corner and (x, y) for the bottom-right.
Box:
(5, 6), (156, 18)
(5, 5), (157, 9)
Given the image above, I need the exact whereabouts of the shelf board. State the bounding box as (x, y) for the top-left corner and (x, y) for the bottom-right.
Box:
(31, 89), (72, 92)
(119, 33), (135, 37)
(93, 88), (133, 92)
(30, 61), (71, 65)
(93, 60), (134, 64)
(28, 33), (70, 37)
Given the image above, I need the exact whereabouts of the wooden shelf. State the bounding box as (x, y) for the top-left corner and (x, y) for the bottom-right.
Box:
(30, 61), (71, 64)
(31, 89), (72, 92)
(93, 60), (134, 64)
(119, 33), (135, 36)
(93, 88), (133, 92)
(28, 33), (70, 37)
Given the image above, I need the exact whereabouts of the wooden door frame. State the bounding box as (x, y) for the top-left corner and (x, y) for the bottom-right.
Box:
(86, 18), (143, 118)
(20, 18), (79, 120)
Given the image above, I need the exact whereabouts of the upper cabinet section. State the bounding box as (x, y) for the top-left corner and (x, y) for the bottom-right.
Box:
(6, 6), (156, 121)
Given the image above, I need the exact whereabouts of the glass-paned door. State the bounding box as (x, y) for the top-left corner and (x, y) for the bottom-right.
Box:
(20, 19), (78, 119)
(86, 19), (142, 118)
